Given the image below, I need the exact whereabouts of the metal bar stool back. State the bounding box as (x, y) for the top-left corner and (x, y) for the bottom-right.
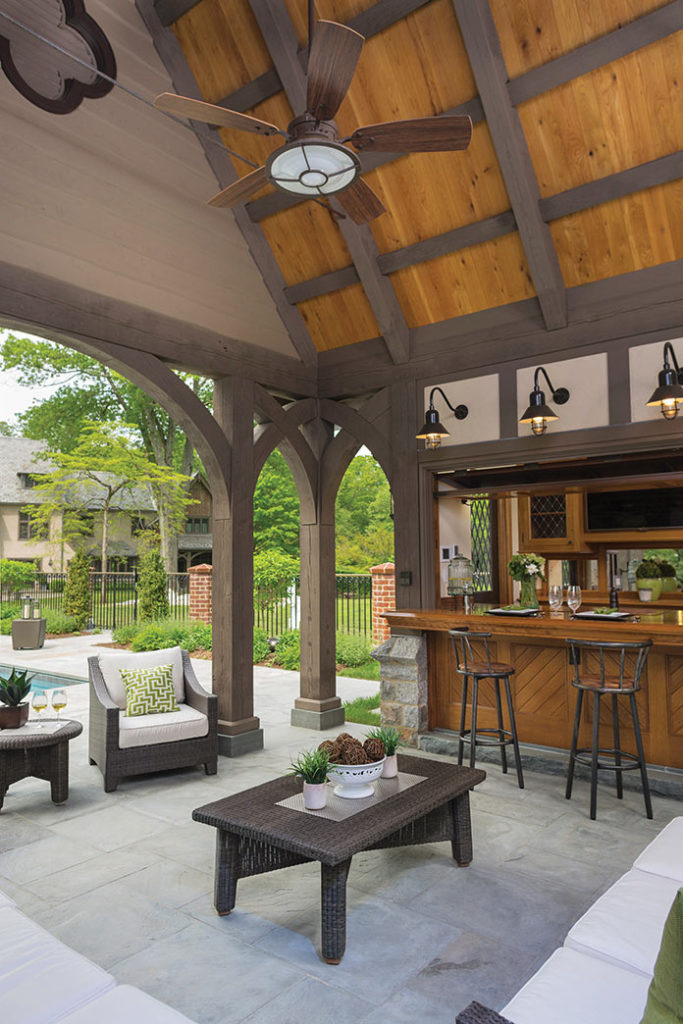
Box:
(565, 638), (653, 820)
(449, 629), (524, 788)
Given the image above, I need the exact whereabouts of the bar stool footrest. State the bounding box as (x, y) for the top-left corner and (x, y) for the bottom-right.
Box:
(460, 728), (514, 749)
(573, 747), (642, 772)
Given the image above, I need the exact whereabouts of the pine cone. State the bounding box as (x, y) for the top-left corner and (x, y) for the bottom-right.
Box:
(336, 732), (353, 743)
(363, 737), (386, 762)
(340, 739), (369, 765)
(318, 740), (337, 756)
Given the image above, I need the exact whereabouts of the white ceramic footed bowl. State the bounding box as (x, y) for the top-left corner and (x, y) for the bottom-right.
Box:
(328, 758), (385, 799)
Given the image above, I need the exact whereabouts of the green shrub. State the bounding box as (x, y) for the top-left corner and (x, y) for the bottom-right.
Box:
(138, 549), (169, 622)
(131, 623), (168, 651)
(45, 611), (81, 634)
(271, 629), (300, 670)
(253, 627), (270, 663)
(335, 632), (372, 667)
(64, 551), (91, 629)
(112, 623), (139, 644)
(0, 601), (21, 621)
(118, 618), (213, 653)
(0, 559), (37, 597)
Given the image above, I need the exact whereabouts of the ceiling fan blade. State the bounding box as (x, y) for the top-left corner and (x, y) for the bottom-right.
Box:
(307, 20), (364, 121)
(208, 166), (269, 208)
(337, 177), (386, 224)
(349, 115), (473, 152)
(154, 92), (281, 136)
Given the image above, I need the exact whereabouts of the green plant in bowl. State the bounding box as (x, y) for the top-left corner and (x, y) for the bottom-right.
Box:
(635, 559), (663, 601)
(0, 668), (33, 728)
(366, 725), (401, 755)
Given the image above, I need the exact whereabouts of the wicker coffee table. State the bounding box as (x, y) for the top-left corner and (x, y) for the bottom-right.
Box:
(193, 754), (485, 963)
(0, 719), (82, 810)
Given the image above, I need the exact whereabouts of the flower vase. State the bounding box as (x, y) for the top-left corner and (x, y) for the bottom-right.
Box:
(519, 576), (539, 609)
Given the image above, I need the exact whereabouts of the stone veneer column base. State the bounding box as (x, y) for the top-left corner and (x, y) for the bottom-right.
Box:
(290, 706), (346, 730)
(218, 729), (264, 757)
(371, 633), (428, 747)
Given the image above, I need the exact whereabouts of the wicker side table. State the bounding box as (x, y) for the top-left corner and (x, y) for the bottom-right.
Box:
(0, 719), (82, 810)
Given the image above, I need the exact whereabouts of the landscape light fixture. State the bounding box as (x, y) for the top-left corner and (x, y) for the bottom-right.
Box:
(416, 386), (468, 449)
(645, 341), (683, 421)
(519, 366), (570, 436)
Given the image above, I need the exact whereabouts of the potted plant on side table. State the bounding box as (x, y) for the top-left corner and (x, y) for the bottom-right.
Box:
(636, 559), (663, 601)
(656, 559), (678, 593)
(289, 748), (331, 809)
(0, 669), (33, 729)
(366, 726), (401, 778)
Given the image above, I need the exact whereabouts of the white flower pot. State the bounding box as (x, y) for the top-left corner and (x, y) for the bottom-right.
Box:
(303, 782), (328, 810)
(381, 754), (398, 778)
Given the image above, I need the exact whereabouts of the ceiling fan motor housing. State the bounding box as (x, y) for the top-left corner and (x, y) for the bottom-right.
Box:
(266, 113), (361, 197)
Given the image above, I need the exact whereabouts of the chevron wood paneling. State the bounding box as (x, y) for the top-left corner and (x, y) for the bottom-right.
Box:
(665, 655), (683, 736)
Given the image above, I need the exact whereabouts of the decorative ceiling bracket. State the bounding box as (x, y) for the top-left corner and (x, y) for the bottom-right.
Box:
(0, 0), (116, 114)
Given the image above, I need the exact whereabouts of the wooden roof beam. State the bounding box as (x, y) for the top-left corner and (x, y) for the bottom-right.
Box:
(135, 0), (318, 369)
(246, 0), (411, 364)
(509, 0), (683, 106)
(452, 0), (567, 330)
(154, 0), (201, 27)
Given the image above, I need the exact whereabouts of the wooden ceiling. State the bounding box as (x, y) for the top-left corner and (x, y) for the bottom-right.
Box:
(156, 0), (682, 360)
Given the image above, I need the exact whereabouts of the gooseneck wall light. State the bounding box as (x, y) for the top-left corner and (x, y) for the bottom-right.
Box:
(646, 342), (683, 420)
(519, 366), (570, 436)
(416, 387), (468, 449)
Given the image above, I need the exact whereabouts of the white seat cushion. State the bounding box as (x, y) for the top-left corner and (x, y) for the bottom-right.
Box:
(59, 984), (196, 1023)
(633, 816), (683, 882)
(564, 867), (682, 976)
(0, 906), (115, 1024)
(501, 947), (650, 1024)
(97, 648), (185, 709)
(118, 703), (208, 749)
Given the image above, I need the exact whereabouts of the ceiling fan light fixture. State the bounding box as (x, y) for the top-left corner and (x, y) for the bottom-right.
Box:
(266, 140), (360, 196)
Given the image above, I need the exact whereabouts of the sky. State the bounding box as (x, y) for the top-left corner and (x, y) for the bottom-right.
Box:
(0, 329), (64, 427)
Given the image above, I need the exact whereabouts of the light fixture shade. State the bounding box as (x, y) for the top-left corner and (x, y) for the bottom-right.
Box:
(646, 368), (683, 408)
(416, 408), (450, 441)
(519, 390), (558, 425)
(266, 141), (360, 196)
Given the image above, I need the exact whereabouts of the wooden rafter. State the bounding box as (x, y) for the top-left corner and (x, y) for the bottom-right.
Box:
(452, 0), (567, 330)
(154, 0), (201, 27)
(246, 0), (411, 364)
(135, 0), (319, 368)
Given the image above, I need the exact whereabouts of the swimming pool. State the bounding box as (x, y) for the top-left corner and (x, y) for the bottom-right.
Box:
(0, 664), (87, 691)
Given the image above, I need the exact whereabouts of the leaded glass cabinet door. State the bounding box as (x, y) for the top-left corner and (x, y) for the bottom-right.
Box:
(518, 491), (585, 552)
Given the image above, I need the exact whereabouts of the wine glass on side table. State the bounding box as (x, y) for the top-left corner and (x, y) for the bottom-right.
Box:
(548, 585), (563, 613)
(31, 689), (48, 728)
(51, 688), (67, 720)
(567, 586), (582, 616)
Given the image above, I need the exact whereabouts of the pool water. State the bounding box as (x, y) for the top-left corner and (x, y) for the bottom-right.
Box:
(0, 664), (86, 691)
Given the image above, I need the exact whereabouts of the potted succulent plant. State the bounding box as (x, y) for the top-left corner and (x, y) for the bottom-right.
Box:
(656, 559), (678, 593)
(289, 748), (331, 809)
(0, 668), (33, 729)
(366, 726), (401, 778)
(636, 559), (663, 601)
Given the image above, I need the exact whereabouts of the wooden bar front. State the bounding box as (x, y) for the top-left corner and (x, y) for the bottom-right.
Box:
(384, 607), (683, 770)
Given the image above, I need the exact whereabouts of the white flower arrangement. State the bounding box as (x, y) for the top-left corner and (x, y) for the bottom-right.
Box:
(507, 553), (546, 582)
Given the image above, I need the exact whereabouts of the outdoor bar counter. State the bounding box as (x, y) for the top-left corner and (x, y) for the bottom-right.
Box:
(383, 606), (683, 770)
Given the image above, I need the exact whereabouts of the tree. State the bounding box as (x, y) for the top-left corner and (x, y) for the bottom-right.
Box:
(64, 550), (91, 629)
(138, 548), (169, 622)
(0, 333), (211, 571)
(0, 559), (36, 598)
(253, 449), (300, 557)
(335, 456), (394, 571)
(28, 421), (193, 599)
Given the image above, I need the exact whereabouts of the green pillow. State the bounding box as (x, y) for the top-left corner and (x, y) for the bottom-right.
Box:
(119, 664), (180, 717)
(639, 887), (683, 1024)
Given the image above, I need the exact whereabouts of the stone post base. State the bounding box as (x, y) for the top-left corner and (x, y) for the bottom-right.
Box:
(371, 633), (428, 747)
(290, 697), (345, 731)
(217, 728), (264, 757)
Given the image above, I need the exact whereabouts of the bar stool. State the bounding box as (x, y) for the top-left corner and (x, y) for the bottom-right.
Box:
(448, 629), (524, 788)
(565, 638), (653, 821)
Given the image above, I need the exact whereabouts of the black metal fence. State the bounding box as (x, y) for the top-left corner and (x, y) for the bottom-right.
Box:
(1, 571), (190, 630)
(254, 574), (372, 638)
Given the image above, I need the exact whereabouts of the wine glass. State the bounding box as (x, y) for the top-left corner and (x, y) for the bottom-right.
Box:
(567, 585), (582, 615)
(31, 689), (48, 728)
(51, 688), (67, 720)
(548, 585), (563, 612)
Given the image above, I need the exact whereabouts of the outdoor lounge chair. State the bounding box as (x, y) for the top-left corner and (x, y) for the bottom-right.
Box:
(88, 647), (218, 792)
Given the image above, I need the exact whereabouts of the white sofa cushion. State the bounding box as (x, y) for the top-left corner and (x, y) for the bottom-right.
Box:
(564, 867), (682, 976)
(118, 703), (208, 748)
(97, 647), (184, 709)
(0, 905), (115, 1024)
(633, 816), (683, 882)
(0, 891), (15, 909)
(501, 946), (650, 1024)
(59, 984), (196, 1023)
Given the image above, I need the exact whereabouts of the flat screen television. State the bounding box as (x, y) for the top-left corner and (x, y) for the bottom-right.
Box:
(586, 488), (683, 531)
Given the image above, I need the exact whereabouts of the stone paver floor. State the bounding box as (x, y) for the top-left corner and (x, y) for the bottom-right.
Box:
(0, 634), (679, 1023)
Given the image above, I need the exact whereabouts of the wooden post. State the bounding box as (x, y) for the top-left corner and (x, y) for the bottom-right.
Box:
(292, 418), (344, 730)
(212, 378), (263, 755)
(391, 381), (424, 609)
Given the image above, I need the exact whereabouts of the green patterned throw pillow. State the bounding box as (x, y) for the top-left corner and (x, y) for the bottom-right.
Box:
(119, 664), (180, 717)
(639, 887), (683, 1024)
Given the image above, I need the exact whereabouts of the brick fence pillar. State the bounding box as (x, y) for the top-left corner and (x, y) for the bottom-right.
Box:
(371, 562), (395, 644)
(188, 563), (212, 622)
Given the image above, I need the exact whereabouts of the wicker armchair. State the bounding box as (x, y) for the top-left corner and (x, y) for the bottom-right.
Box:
(456, 1002), (514, 1024)
(88, 650), (218, 792)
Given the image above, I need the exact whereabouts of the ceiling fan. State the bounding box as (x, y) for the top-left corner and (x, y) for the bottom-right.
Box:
(154, 18), (472, 224)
